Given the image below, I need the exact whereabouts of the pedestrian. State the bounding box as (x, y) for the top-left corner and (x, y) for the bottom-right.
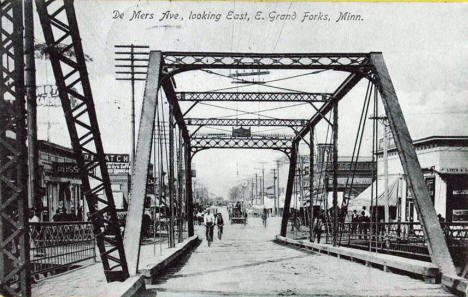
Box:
(142, 212), (152, 239)
(77, 207), (83, 221)
(53, 208), (63, 222)
(68, 207), (77, 221)
(216, 213), (224, 240)
(360, 206), (370, 240)
(351, 210), (359, 235)
(437, 214), (445, 223)
(314, 214), (325, 244)
(29, 208), (40, 223)
(204, 208), (215, 246)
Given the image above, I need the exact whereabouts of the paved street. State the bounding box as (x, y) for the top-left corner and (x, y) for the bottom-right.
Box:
(144, 209), (452, 296)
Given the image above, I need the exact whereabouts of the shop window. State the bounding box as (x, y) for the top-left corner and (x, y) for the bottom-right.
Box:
(446, 176), (468, 222)
(425, 177), (435, 205)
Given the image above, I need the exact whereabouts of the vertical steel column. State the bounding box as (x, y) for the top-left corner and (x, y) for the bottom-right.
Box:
(177, 132), (183, 243)
(25, 0), (38, 211)
(370, 52), (456, 276)
(185, 142), (194, 236)
(332, 104), (338, 245)
(168, 104), (175, 248)
(309, 130), (314, 242)
(124, 51), (161, 275)
(280, 142), (298, 236)
(0, 0), (30, 295)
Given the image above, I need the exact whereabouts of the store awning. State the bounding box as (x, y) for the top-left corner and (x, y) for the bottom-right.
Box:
(348, 175), (401, 211)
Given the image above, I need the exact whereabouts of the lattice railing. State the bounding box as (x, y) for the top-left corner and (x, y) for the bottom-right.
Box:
(29, 222), (96, 276)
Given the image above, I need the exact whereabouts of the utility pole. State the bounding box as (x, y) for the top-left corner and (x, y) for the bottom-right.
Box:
(370, 116), (390, 227)
(276, 160), (280, 216)
(168, 105), (175, 248)
(262, 166), (265, 205)
(251, 177), (254, 204)
(299, 155), (305, 217)
(25, 0), (38, 212)
(383, 121), (389, 227)
(272, 168), (277, 215)
(177, 132), (183, 243)
(114, 44), (149, 173)
(332, 103), (338, 246)
(255, 173), (258, 205)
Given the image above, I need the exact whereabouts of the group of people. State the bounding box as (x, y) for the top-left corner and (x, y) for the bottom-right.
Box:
(28, 207), (83, 223)
(203, 208), (224, 247)
(312, 206), (371, 243)
(52, 207), (82, 222)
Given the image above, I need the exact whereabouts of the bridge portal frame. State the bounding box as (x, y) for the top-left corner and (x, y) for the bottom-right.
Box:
(127, 50), (456, 280)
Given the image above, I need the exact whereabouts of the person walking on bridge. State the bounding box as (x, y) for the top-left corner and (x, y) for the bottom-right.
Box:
(204, 208), (215, 247)
(216, 213), (224, 240)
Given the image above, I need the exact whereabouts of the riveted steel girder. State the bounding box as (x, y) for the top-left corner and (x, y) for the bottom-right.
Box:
(185, 118), (308, 127)
(190, 134), (293, 155)
(176, 92), (331, 102)
(162, 52), (371, 74)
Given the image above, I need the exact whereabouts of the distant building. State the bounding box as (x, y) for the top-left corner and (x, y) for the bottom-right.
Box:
(350, 135), (468, 223)
(308, 144), (376, 209)
(277, 143), (376, 210)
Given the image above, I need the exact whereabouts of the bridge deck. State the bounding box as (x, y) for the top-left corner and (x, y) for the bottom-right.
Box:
(143, 213), (453, 297)
(276, 235), (439, 282)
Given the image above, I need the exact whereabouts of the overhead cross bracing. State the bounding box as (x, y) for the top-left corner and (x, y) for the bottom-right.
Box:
(185, 118), (308, 127)
(190, 133), (294, 154)
(161, 52), (372, 74)
(176, 92), (331, 102)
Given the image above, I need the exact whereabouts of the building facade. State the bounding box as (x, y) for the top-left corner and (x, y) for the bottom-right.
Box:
(37, 140), (83, 221)
(376, 136), (468, 223)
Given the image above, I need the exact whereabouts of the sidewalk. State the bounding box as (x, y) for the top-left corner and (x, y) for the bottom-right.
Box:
(32, 236), (197, 297)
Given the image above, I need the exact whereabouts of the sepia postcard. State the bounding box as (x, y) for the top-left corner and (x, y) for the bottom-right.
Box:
(0, 0), (467, 296)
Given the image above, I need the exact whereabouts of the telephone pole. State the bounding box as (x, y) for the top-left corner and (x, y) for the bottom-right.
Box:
(276, 160), (281, 216)
(271, 168), (277, 215)
(114, 44), (149, 171)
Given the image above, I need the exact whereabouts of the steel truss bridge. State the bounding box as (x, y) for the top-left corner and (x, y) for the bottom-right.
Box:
(0, 0), (459, 295)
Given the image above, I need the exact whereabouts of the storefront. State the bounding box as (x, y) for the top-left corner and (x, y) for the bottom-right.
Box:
(37, 140), (83, 221)
(353, 136), (468, 223)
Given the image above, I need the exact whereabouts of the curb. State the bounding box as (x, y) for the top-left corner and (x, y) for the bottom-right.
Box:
(139, 235), (199, 282)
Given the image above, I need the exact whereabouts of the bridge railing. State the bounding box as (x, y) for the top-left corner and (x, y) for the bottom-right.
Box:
(29, 222), (96, 276)
(333, 222), (468, 264)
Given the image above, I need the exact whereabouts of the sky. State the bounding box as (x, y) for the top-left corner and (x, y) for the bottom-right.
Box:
(33, 1), (468, 197)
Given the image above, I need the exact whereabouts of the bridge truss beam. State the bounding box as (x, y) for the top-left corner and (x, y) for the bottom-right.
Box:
(35, 0), (129, 282)
(185, 118), (308, 127)
(0, 1), (29, 295)
(176, 92), (331, 102)
(190, 134), (294, 155)
(161, 52), (371, 74)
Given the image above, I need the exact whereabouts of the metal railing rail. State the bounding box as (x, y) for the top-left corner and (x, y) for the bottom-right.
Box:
(29, 222), (96, 276)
